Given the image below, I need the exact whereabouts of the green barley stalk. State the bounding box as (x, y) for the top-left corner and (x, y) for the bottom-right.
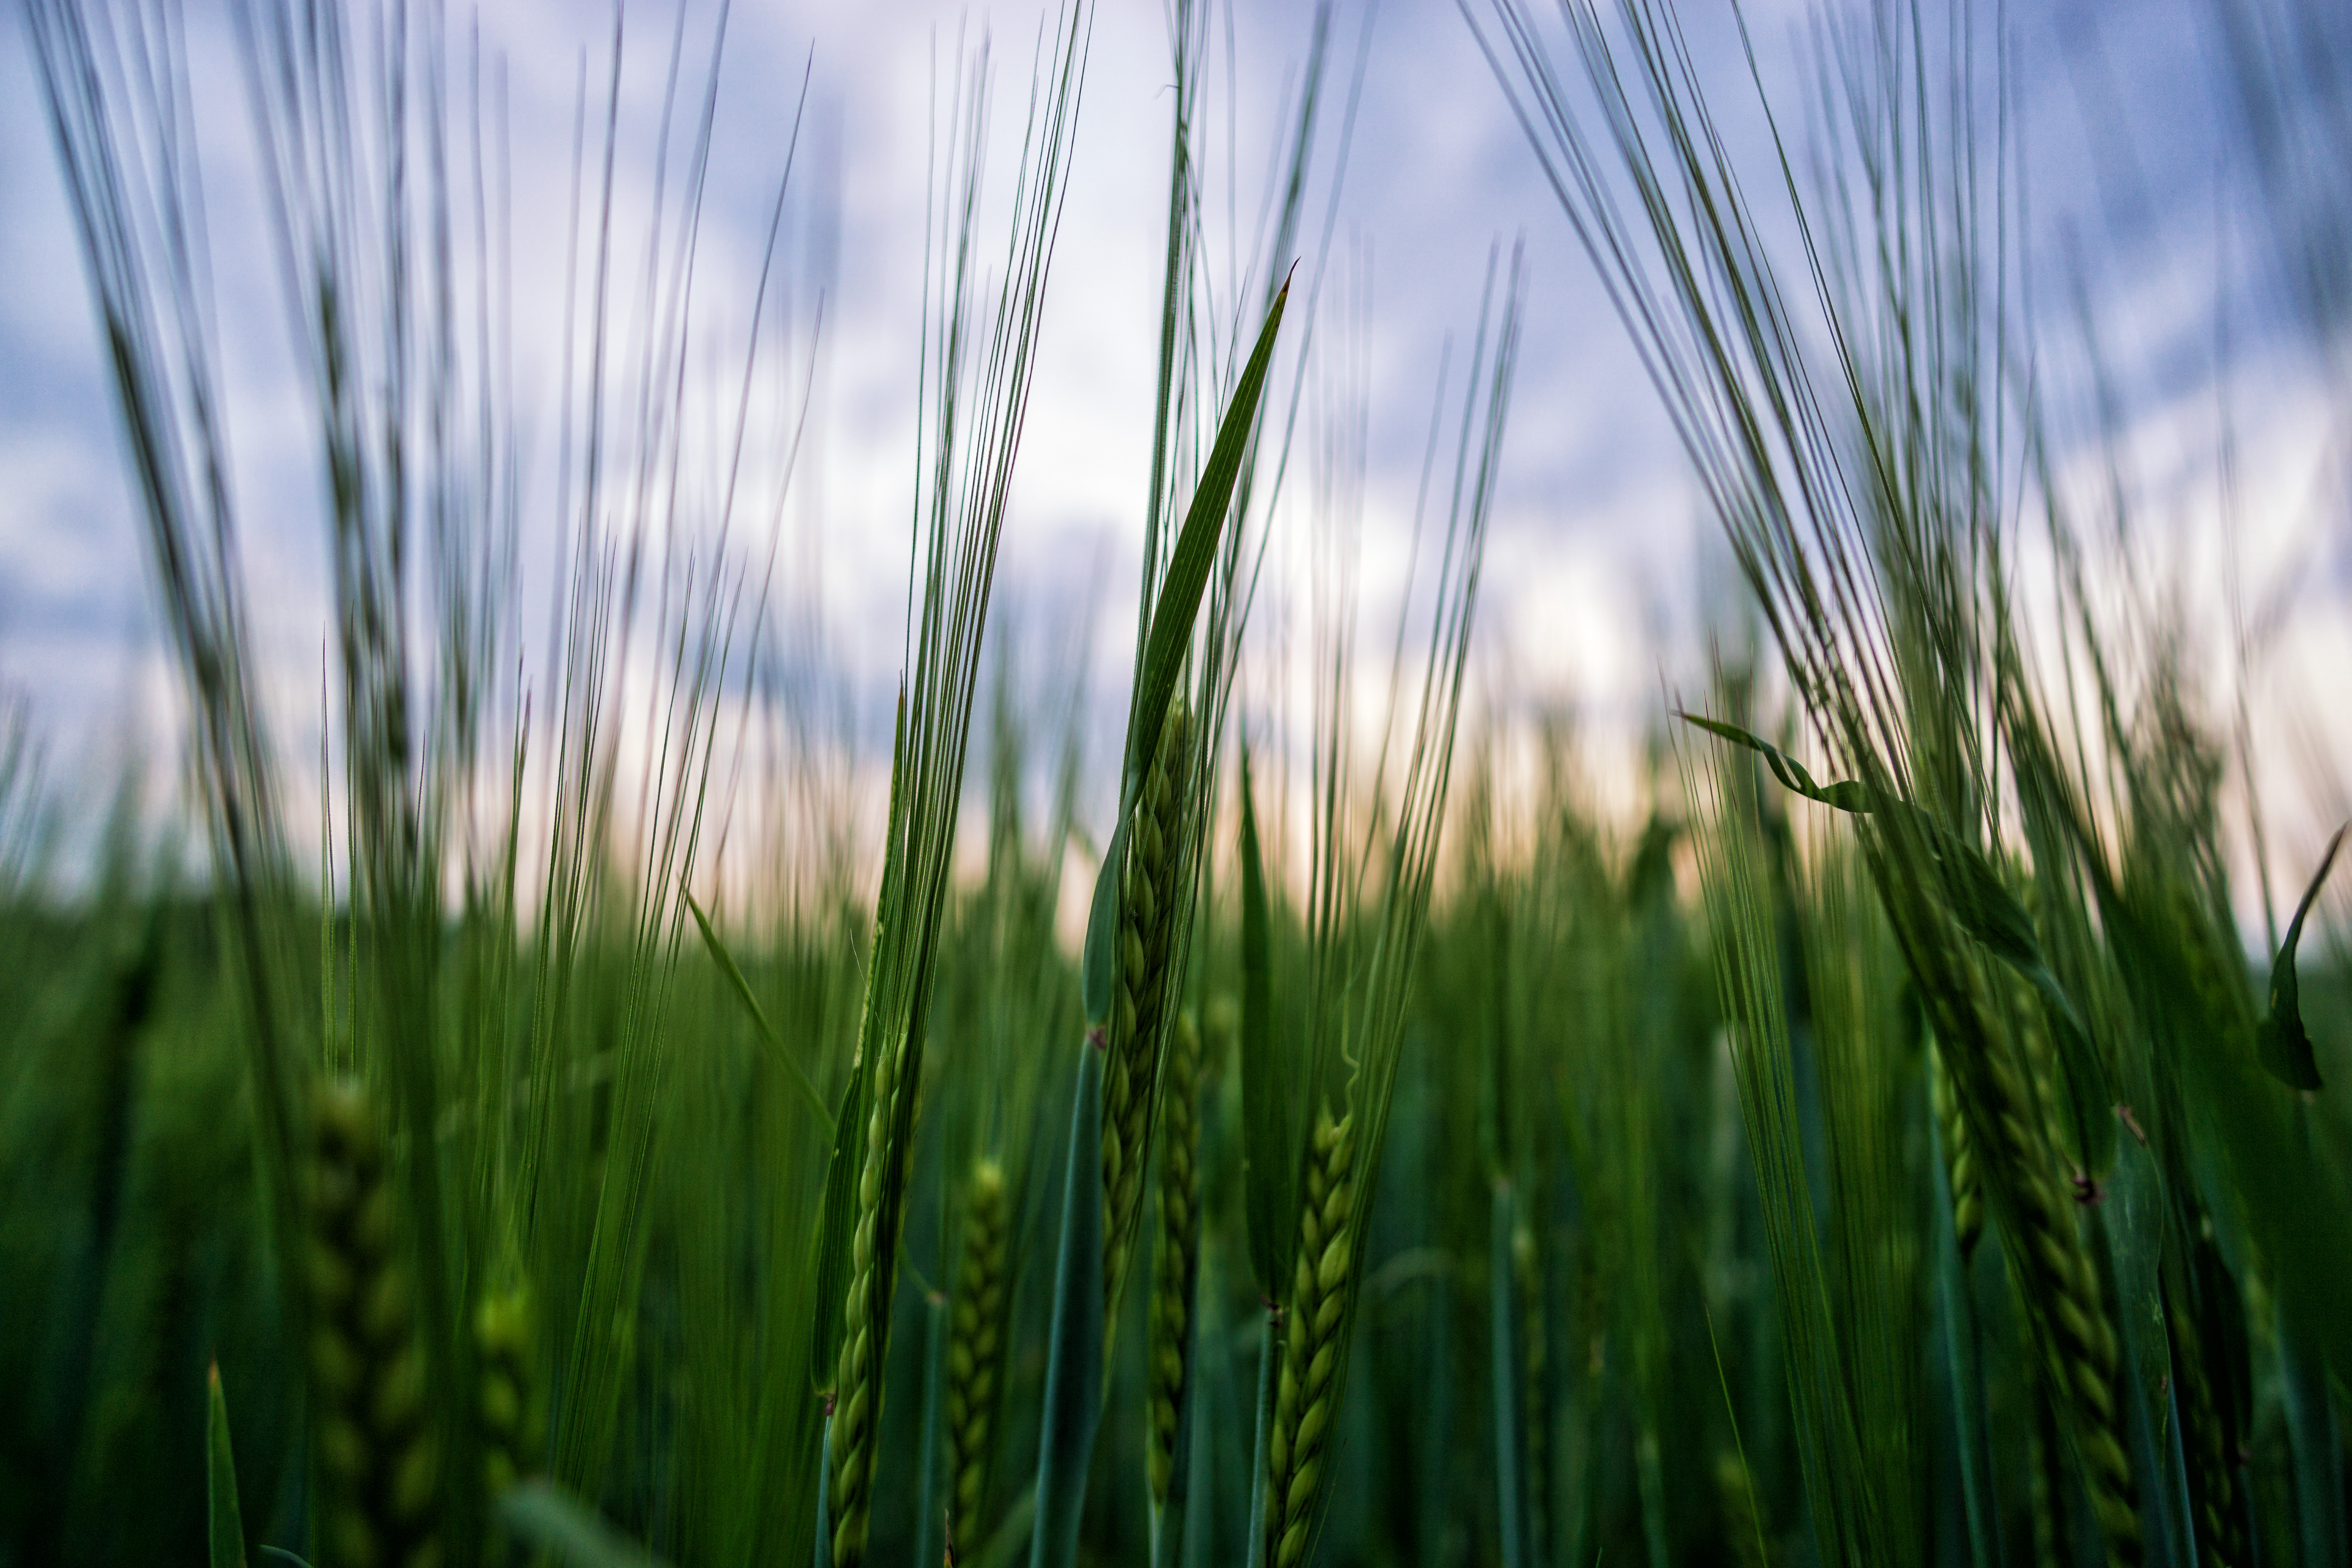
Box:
(823, 14), (1089, 1562)
(1095, 0), (1369, 1352)
(1478, 2), (2169, 1561)
(1252, 244), (1518, 1568)
(1147, 1006), (1205, 1508)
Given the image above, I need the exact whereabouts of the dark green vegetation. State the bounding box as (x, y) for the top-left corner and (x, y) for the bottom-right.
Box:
(7, 0), (2352, 1566)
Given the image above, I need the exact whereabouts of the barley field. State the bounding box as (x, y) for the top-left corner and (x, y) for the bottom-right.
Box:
(4, 1), (2350, 1566)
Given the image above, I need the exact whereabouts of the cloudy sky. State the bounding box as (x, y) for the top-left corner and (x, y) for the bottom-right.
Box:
(2, 0), (2346, 882)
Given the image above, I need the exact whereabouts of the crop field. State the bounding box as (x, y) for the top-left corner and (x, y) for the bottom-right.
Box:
(3, 1), (2350, 1566)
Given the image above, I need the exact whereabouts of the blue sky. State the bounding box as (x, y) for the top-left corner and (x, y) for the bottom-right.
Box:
(2, 0), (2345, 882)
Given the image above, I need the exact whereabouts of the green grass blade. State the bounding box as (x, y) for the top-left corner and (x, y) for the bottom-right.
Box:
(816, 1414), (837, 1568)
(1245, 1308), (1279, 1568)
(2105, 1139), (2194, 1568)
(1029, 1039), (1109, 1568)
(1122, 276), (1291, 795)
(1238, 743), (1289, 1296)
(205, 1364), (246, 1568)
(497, 1480), (670, 1568)
(685, 891), (833, 1131)
(915, 1292), (947, 1568)
(2281, 1314), (2347, 1568)
(1490, 1180), (1528, 1568)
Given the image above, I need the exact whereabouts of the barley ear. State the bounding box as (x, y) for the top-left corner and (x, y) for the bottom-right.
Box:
(1147, 1007), (1205, 1508)
(1103, 699), (1194, 1308)
(946, 1160), (1011, 1554)
(828, 1029), (911, 1568)
(1924, 948), (2144, 1568)
(476, 1280), (541, 1564)
(307, 1078), (441, 1568)
(1264, 1105), (1357, 1568)
(1928, 1044), (1983, 1261)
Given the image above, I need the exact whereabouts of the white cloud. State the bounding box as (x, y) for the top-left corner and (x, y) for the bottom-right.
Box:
(0, 0), (2343, 880)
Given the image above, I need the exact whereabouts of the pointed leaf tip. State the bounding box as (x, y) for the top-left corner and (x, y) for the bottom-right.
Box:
(206, 1358), (247, 1568)
(2259, 823), (2344, 1093)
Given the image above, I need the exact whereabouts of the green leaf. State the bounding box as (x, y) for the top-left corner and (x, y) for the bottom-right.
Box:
(1123, 275), (1291, 796)
(1080, 278), (1291, 1032)
(2102, 1140), (2197, 1568)
(1489, 1181), (1528, 1568)
(1676, 713), (1882, 814)
(685, 892), (833, 1132)
(1245, 1308), (1280, 1568)
(2176, 989), (2352, 1388)
(1927, 1095), (1999, 1568)
(814, 1409), (837, 1568)
(1030, 1039), (1109, 1568)
(2258, 824), (2343, 1092)
(496, 1481), (671, 1568)
(205, 1364), (245, 1568)
(2279, 1306), (2347, 1566)
(1080, 817), (1130, 1027)
(1237, 744), (1289, 1296)
(913, 1292), (949, 1568)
